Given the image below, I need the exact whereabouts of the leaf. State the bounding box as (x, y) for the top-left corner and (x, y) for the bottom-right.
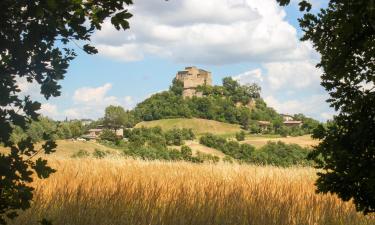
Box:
(32, 158), (56, 179)
(299, 0), (312, 12)
(83, 44), (98, 54)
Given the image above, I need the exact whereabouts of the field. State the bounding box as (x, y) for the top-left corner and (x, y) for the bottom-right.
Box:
(135, 118), (243, 136)
(242, 135), (320, 148)
(9, 158), (374, 225)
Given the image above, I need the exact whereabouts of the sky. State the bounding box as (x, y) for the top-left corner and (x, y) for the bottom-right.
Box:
(23, 0), (334, 121)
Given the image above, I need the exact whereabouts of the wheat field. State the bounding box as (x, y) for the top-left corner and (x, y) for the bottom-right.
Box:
(10, 158), (374, 225)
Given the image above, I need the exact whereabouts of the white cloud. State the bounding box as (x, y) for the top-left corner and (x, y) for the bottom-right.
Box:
(39, 103), (59, 118)
(264, 60), (321, 90)
(232, 60), (335, 121)
(92, 0), (316, 64)
(263, 94), (335, 121)
(16, 77), (41, 99)
(233, 69), (263, 84)
(73, 83), (119, 106)
(65, 83), (137, 119)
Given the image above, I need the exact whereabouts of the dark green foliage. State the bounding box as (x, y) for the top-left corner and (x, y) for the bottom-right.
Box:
(133, 91), (192, 121)
(235, 131), (246, 141)
(200, 133), (311, 166)
(104, 105), (136, 128)
(170, 78), (184, 96)
(250, 141), (312, 167)
(278, 0), (375, 213)
(199, 134), (255, 161)
(119, 127), (203, 162)
(11, 118), (86, 142)
(165, 128), (195, 146)
(0, 0), (133, 223)
(99, 129), (119, 142)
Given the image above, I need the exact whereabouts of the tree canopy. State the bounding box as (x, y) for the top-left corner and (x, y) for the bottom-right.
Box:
(278, 0), (375, 214)
(0, 0), (133, 223)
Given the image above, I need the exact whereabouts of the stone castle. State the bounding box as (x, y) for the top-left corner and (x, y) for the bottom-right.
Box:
(175, 66), (212, 98)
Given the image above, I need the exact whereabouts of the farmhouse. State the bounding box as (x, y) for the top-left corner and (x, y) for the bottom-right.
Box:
(281, 114), (303, 127)
(258, 120), (271, 132)
(84, 127), (124, 139)
(175, 66), (212, 98)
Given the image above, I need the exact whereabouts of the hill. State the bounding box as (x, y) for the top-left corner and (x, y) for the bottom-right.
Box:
(242, 135), (319, 149)
(135, 118), (243, 136)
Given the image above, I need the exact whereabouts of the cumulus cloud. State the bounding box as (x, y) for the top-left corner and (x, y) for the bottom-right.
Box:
(39, 103), (59, 118)
(65, 83), (137, 119)
(264, 60), (322, 90)
(73, 83), (119, 106)
(92, 0), (315, 64)
(232, 60), (336, 121)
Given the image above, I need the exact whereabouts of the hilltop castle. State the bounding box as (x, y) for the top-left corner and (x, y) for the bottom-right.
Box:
(175, 66), (212, 98)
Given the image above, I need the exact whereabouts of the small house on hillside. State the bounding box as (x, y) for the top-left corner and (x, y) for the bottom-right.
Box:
(280, 114), (303, 127)
(257, 120), (271, 132)
(83, 127), (124, 140)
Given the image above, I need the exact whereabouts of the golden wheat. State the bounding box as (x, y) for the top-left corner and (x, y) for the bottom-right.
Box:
(10, 158), (374, 225)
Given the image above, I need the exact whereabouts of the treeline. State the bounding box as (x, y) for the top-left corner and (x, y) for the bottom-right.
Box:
(99, 127), (218, 163)
(10, 117), (86, 143)
(199, 133), (313, 167)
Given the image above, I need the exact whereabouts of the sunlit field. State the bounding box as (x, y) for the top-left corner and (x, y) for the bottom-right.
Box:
(10, 158), (374, 225)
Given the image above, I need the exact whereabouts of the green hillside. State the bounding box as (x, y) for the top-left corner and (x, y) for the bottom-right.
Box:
(135, 118), (243, 136)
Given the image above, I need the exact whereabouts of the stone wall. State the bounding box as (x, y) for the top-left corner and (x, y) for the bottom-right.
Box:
(175, 66), (212, 98)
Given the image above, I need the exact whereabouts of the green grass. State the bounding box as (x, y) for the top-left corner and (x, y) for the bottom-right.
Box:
(135, 118), (244, 136)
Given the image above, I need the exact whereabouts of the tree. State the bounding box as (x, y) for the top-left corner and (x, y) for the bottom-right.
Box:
(104, 105), (127, 129)
(277, 0), (375, 213)
(0, 0), (133, 223)
(170, 78), (184, 96)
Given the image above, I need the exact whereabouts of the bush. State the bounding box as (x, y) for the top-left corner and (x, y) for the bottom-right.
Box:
(196, 151), (220, 163)
(249, 141), (312, 167)
(100, 129), (118, 142)
(235, 131), (246, 141)
(223, 155), (234, 163)
(200, 133), (312, 167)
(71, 149), (90, 158)
(93, 149), (107, 159)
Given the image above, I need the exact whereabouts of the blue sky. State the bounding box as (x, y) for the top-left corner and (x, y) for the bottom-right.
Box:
(23, 0), (333, 121)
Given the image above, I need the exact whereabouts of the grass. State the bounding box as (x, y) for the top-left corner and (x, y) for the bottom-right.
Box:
(0, 139), (120, 158)
(135, 118), (243, 136)
(242, 135), (320, 149)
(9, 158), (374, 225)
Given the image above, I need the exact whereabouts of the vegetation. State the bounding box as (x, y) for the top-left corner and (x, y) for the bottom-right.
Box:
(103, 105), (137, 128)
(278, 0), (375, 213)
(71, 149), (90, 158)
(10, 117), (86, 144)
(135, 118), (243, 136)
(132, 78), (320, 136)
(235, 131), (246, 141)
(199, 134), (255, 162)
(101, 127), (204, 163)
(0, 0), (134, 223)
(9, 159), (373, 225)
(200, 134), (312, 167)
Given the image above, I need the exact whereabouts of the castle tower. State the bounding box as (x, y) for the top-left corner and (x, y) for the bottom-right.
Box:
(175, 66), (212, 98)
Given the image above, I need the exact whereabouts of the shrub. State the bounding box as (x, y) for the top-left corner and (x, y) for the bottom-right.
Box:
(71, 149), (90, 158)
(93, 149), (108, 159)
(100, 129), (118, 142)
(223, 155), (234, 163)
(249, 141), (312, 167)
(235, 131), (246, 141)
(196, 151), (220, 163)
(200, 133), (255, 161)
